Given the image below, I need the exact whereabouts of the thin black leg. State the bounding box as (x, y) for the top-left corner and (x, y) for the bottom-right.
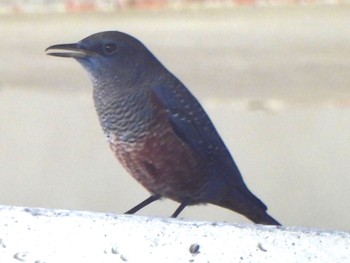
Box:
(124, 195), (161, 215)
(171, 200), (189, 218)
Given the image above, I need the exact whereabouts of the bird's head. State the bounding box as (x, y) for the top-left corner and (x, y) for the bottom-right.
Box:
(46, 31), (162, 86)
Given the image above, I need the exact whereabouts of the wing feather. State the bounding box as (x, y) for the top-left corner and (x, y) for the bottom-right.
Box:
(151, 84), (244, 184)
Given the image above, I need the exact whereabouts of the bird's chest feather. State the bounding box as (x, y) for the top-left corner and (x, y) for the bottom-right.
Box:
(108, 117), (209, 202)
(94, 86), (155, 141)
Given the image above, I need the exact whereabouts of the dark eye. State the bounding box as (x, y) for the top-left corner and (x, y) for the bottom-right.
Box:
(103, 43), (117, 55)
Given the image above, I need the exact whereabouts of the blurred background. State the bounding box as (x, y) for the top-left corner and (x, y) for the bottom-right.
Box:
(1, 0), (349, 231)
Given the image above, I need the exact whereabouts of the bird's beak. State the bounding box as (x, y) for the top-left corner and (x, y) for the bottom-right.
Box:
(45, 43), (93, 58)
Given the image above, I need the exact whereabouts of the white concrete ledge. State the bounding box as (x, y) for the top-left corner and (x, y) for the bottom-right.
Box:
(0, 206), (348, 262)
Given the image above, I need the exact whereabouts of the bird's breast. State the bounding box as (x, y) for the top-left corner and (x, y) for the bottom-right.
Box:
(93, 87), (156, 143)
(108, 115), (213, 202)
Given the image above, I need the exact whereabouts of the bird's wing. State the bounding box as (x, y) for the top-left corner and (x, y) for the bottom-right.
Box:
(151, 83), (245, 185)
(151, 83), (268, 211)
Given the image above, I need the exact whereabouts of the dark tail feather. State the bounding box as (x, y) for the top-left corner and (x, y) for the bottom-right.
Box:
(214, 193), (281, 226)
(247, 211), (281, 226)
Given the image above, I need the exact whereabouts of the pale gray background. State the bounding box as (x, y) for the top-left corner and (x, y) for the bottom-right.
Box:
(1, 6), (350, 230)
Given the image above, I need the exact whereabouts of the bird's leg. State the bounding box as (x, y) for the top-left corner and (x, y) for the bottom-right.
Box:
(171, 200), (190, 218)
(124, 195), (161, 215)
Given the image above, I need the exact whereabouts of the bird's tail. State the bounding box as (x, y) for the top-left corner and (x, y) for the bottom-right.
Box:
(214, 191), (281, 226)
(246, 210), (281, 226)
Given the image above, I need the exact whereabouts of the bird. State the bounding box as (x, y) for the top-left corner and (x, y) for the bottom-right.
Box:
(46, 31), (281, 225)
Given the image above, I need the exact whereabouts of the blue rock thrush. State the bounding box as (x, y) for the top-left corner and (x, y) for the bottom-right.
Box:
(46, 31), (280, 225)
